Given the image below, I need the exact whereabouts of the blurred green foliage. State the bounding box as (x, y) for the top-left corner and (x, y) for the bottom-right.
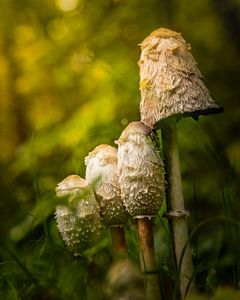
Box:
(0, 0), (240, 299)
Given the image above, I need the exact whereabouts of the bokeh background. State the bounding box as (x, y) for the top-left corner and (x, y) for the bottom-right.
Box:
(0, 0), (240, 299)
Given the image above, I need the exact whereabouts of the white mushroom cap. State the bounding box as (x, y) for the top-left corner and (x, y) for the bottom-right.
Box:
(116, 122), (165, 218)
(56, 175), (92, 198)
(55, 175), (102, 255)
(139, 28), (223, 128)
(85, 145), (128, 226)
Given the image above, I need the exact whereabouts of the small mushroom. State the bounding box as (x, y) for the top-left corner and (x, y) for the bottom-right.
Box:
(116, 121), (165, 218)
(85, 144), (128, 256)
(85, 144), (128, 226)
(55, 175), (102, 256)
(139, 27), (223, 128)
(116, 121), (164, 300)
(106, 260), (145, 300)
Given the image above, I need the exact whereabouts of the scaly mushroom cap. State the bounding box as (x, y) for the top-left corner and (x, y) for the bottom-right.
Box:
(55, 175), (102, 256)
(85, 144), (128, 226)
(116, 122), (165, 218)
(139, 27), (223, 128)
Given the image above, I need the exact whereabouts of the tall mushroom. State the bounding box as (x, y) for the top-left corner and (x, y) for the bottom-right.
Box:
(55, 175), (102, 256)
(116, 121), (165, 300)
(85, 144), (128, 257)
(138, 28), (223, 297)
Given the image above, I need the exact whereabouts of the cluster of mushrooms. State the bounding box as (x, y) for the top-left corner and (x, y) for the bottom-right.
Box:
(55, 28), (222, 300)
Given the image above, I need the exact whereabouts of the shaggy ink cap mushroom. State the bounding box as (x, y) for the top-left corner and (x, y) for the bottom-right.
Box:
(116, 121), (165, 218)
(139, 28), (223, 128)
(55, 175), (102, 256)
(85, 144), (128, 226)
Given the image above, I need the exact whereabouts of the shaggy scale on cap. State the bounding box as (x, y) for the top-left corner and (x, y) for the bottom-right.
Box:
(139, 28), (223, 128)
(116, 122), (165, 218)
(85, 144), (128, 226)
(55, 175), (102, 256)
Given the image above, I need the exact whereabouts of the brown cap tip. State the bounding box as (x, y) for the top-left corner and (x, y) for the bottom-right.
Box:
(139, 28), (183, 49)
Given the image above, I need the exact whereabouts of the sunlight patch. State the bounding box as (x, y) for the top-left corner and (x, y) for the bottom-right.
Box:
(55, 0), (79, 12)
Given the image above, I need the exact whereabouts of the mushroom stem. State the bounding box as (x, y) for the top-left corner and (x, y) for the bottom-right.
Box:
(137, 217), (161, 300)
(161, 118), (196, 298)
(110, 226), (128, 258)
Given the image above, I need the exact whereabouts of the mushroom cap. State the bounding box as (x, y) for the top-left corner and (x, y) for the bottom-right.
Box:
(116, 122), (165, 217)
(56, 175), (89, 198)
(85, 144), (128, 226)
(139, 27), (223, 128)
(116, 121), (152, 143)
(55, 175), (102, 255)
(106, 260), (145, 300)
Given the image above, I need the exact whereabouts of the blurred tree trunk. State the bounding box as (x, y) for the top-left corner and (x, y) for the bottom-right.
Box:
(162, 0), (176, 27)
(212, 0), (240, 51)
(5, 41), (29, 144)
(0, 1), (28, 156)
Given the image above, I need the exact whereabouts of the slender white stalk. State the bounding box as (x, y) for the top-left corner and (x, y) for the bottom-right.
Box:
(162, 119), (196, 298)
